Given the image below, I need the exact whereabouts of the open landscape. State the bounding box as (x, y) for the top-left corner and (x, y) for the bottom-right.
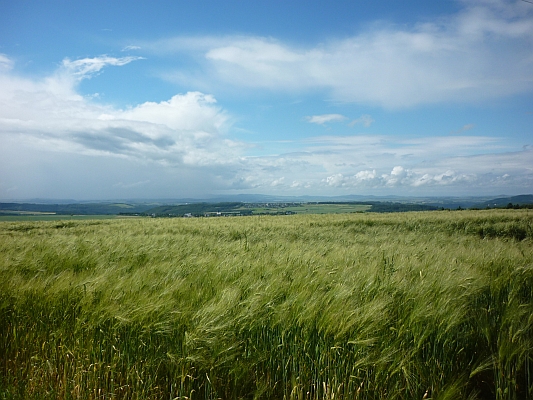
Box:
(2, 194), (532, 221)
(3, 1), (533, 399)
(1, 209), (532, 399)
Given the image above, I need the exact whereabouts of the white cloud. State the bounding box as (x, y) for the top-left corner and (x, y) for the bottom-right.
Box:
(61, 56), (143, 80)
(117, 92), (227, 133)
(0, 55), (233, 162)
(0, 54), (248, 199)
(151, 0), (533, 108)
(355, 170), (377, 182)
(322, 165), (484, 191)
(325, 174), (345, 187)
(122, 45), (141, 51)
(349, 114), (375, 127)
(306, 114), (347, 125)
(0, 54), (14, 72)
(270, 177), (285, 187)
(386, 166), (409, 186)
(241, 132), (532, 195)
(450, 123), (475, 134)
(0, 52), (532, 199)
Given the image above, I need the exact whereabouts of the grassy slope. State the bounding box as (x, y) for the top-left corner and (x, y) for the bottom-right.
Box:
(1, 210), (532, 399)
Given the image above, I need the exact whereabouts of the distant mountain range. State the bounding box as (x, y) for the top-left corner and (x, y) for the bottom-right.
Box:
(1, 194), (531, 216)
(471, 194), (533, 208)
(0, 202), (154, 215)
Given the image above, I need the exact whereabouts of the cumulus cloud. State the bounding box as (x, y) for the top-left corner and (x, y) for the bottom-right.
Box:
(252, 133), (532, 195)
(0, 54), (234, 163)
(117, 92), (227, 133)
(306, 114), (347, 125)
(0, 54), (250, 198)
(150, 0), (533, 108)
(324, 166), (478, 190)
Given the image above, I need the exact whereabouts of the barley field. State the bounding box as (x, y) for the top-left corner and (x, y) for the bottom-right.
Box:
(1, 210), (532, 399)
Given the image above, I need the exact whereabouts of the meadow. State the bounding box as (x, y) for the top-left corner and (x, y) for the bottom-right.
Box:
(0, 210), (532, 399)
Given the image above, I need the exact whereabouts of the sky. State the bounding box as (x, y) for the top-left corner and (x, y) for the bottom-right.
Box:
(0, 0), (532, 200)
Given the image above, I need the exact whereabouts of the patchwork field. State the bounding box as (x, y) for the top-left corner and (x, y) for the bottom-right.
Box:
(1, 210), (532, 399)
(245, 203), (372, 214)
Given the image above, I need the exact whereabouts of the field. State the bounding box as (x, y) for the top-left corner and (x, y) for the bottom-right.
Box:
(244, 203), (371, 214)
(1, 210), (532, 399)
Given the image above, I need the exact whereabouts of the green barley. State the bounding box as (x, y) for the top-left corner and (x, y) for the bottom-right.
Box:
(0, 210), (532, 399)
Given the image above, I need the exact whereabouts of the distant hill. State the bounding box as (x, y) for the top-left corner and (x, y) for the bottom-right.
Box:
(143, 201), (440, 215)
(0, 202), (153, 215)
(367, 202), (439, 212)
(473, 194), (533, 209)
(2, 194), (531, 216)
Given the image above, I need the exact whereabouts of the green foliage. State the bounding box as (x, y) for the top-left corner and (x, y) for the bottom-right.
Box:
(0, 210), (532, 399)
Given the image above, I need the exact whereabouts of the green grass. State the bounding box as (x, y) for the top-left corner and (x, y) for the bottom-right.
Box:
(0, 210), (532, 399)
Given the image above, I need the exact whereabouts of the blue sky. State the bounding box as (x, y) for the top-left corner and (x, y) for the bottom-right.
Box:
(1, 0), (532, 200)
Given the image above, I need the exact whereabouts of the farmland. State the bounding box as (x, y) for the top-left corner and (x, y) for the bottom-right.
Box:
(242, 203), (371, 214)
(0, 199), (442, 220)
(1, 209), (532, 399)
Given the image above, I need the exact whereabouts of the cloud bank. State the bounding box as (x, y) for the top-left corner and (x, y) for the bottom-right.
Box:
(0, 55), (247, 198)
(0, 53), (531, 199)
(152, 0), (533, 108)
(1, 0), (533, 200)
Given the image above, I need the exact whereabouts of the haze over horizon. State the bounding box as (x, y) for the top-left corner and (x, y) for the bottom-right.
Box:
(1, 0), (532, 201)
